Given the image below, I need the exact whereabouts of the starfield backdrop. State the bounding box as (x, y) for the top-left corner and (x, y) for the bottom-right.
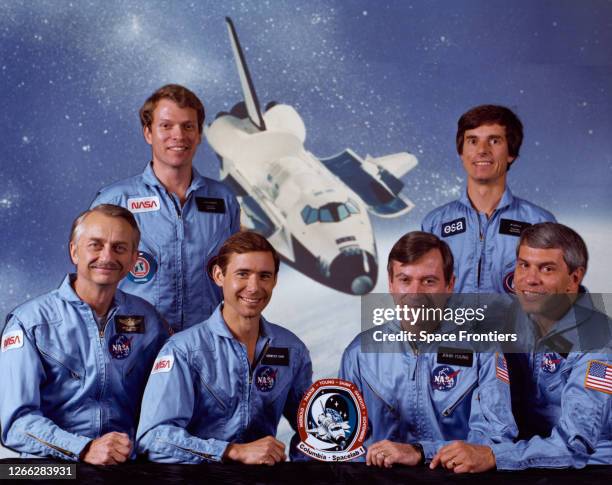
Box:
(1, 0), (611, 457)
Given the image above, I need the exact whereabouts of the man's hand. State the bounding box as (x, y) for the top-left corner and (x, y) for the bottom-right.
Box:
(430, 441), (495, 474)
(81, 432), (132, 465)
(224, 436), (286, 466)
(366, 440), (423, 468)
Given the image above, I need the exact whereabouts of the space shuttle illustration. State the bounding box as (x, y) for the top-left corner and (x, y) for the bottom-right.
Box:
(205, 18), (418, 295)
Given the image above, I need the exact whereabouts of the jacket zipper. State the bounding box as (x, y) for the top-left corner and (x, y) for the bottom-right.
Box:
(25, 432), (77, 459)
(441, 380), (479, 417)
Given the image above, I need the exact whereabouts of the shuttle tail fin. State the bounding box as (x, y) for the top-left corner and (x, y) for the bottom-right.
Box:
(225, 17), (266, 131)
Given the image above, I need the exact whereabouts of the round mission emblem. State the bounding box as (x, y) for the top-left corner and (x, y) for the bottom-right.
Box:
(297, 378), (367, 462)
(128, 251), (157, 284)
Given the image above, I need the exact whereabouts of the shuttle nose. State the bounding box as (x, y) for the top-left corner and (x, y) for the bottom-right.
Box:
(328, 249), (378, 295)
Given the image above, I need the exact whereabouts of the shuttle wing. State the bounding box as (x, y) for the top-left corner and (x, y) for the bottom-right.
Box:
(225, 17), (266, 131)
(321, 149), (416, 218)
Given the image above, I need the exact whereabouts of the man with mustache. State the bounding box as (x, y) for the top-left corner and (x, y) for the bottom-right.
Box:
(0, 204), (168, 464)
(91, 84), (240, 332)
(339, 231), (517, 470)
(433, 222), (612, 470)
(136, 231), (312, 464)
(421, 105), (555, 294)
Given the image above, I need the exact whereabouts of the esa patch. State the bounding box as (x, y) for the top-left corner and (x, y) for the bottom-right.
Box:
(115, 315), (145, 334)
(441, 218), (466, 238)
(127, 196), (160, 213)
(109, 334), (132, 359)
(262, 347), (289, 366)
(541, 353), (562, 373)
(2, 330), (24, 352)
(431, 365), (460, 391)
(584, 360), (612, 394)
(499, 219), (531, 237)
(437, 348), (473, 367)
(195, 197), (226, 213)
(254, 366), (278, 392)
(127, 251), (157, 284)
(152, 354), (174, 374)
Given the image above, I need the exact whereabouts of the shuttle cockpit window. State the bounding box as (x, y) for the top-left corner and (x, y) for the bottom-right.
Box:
(301, 200), (360, 225)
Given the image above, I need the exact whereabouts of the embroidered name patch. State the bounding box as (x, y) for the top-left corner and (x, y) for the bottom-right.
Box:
(437, 347), (474, 367)
(441, 217), (466, 238)
(196, 197), (226, 213)
(262, 347), (290, 366)
(499, 219), (530, 237)
(127, 196), (160, 213)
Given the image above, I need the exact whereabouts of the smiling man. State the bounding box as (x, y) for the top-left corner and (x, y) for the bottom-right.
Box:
(339, 231), (517, 471)
(0, 204), (168, 464)
(91, 84), (240, 332)
(136, 231), (312, 464)
(433, 222), (612, 470)
(421, 105), (555, 294)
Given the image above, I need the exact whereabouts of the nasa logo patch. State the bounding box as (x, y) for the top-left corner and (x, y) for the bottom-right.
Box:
(127, 196), (160, 213)
(431, 365), (460, 391)
(108, 334), (132, 359)
(128, 251), (157, 284)
(254, 366), (278, 392)
(503, 271), (516, 294)
(441, 218), (466, 238)
(297, 379), (367, 462)
(152, 354), (174, 374)
(2, 330), (24, 352)
(542, 353), (562, 373)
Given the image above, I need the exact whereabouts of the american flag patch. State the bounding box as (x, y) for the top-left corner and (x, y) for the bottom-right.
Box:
(584, 360), (612, 394)
(496, 353), (509, 384)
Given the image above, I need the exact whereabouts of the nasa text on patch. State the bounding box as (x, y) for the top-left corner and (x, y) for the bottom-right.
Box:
(2, 329), (24, 352)
(499, 218), (531, 237)
(441, 217), (466, 238)
(151, 355), (174, 374)
(127, 196), (160, 213)
(262, 347), (289, 366)
(437, 347), (474, 367)
(115, 315), (145, 334)
(195, 197), (226, 213)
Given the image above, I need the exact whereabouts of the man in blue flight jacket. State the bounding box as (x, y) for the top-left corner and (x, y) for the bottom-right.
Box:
(339, 231), (517, 471)
(421, 105), (555, 294)
(434, 223), (612, 470)
(91, 84), (240, 332)
(136, 231), (312, 464)
(0, 204), (168, 464)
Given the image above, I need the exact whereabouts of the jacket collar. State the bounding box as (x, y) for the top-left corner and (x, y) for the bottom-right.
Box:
(58, 273), (125, 308)
(142, 161), (207, 194)
(458, 185), (515, 212)
(207, 303), (271, 341)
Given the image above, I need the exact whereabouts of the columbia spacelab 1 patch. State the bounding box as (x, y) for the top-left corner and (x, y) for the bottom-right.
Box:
(128, 251), (157, 284)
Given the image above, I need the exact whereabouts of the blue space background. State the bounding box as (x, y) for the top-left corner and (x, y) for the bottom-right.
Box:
(1, 0), (611, 456)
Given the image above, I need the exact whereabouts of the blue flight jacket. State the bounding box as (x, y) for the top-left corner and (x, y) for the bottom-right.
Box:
(421, 186), (555, 293)
(0, 275), (168, 460)
(493, 293), (612, 469)
(339, 322), (518, 461)
(136, 305), (313, 463)
(91, 163), (240, 331)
